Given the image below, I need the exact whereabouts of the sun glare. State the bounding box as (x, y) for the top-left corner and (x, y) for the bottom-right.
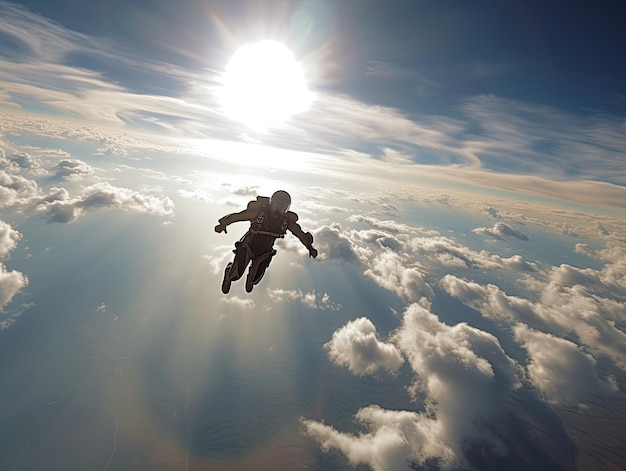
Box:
(218, 40), (314, 131)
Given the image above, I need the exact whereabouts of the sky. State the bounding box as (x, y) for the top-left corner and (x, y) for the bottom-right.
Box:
(1, 1), (625, 470)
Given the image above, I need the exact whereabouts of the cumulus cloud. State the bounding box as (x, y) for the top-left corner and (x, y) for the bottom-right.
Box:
(52, 159), (95, 179)
(514, 324), (618, 406)
(302, 407), (455, 471)
(267, 288), (341, 311)
(472, 222), (529, 240)
(411, 235), (517, 270)
(591, 242), (626, 296)
(363, 251), (434, 303)
(348, 215), (439, 238)
(481, 206), (500, 218)
(5, 151), (39, 170)
(349, 229), (405, 252)
(325, 317), (404, 376)
(305, 305), (522, 469)
(440, 274), (626, 370)
(394, 305), (521, 457)
(550, 263), (602, 289)
(0, 170), (40, 208)
(232, 186), (259, 197)
(0, 220), (22, 259)
(0, 263), (28, 309)
(33, 182), (174, 223)
(0, 220), (27, 310)
(313, 225), (361, 263)
(314, 215), (536, 305)
(574, 242), (595, 257)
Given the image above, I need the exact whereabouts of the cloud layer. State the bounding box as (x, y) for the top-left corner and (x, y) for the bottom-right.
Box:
(300, 190), (626, 469)
(304, 304), (522, 470)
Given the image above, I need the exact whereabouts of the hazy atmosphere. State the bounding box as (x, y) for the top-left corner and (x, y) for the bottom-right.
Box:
(1, 1), (625, 470)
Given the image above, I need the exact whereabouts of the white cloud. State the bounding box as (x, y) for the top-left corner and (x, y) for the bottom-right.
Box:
(393, 305), (521, 456)
(0, 263), (28, 309)
(315, 214), (537, 305)
(0, 3), (89, 62)
(5, 151), (39, 170)
(267, 288), (341, 311)
(592, 242), (626, 296)
(52, 159), (95, 180)
(348, 229), (406, 253)
(461, 95), (626, 186)
(348, 215), (439, 238)
(0, 220), (21, 259)
(305, 305), (522, 469)
(472, 222), (529, 241)
(574, 242), (595, 257)
(514, 324), (618, 405)
(0, 219), (26, 311)
(0, 170), (40, 208)
(1, 3), (625, 212)
(363, 251), (433, 303)
(411, 235), (514, 270)
(302, 406), (455, 471)
(325, 317), (404, 376)
(34, 182), (174, 223)
(440, 273), (626, 370)
(481, 206), (501, 219)
(313, 225), (361, 263)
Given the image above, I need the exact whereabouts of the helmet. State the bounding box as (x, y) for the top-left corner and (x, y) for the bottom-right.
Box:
(269, 190), (291, 216)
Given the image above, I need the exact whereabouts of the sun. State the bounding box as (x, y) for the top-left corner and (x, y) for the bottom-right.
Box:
(217, 40), (314, 131)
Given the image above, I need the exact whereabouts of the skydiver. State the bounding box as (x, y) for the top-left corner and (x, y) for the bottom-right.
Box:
(215, 190), (318, 294)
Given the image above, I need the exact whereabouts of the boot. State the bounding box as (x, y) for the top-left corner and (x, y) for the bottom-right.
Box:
(221, 263), (233, 294)
(245, 272), (254, 293)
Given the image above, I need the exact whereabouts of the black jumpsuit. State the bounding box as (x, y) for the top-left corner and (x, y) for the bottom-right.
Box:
(227, 209), (288, 286)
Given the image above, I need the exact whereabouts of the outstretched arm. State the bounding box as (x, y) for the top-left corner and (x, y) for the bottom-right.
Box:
(215, 201), (260, 233)
(287, 212), (318, 258)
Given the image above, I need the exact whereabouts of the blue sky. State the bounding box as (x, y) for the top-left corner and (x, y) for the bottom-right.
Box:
(1, 0), (625, 207)
(9, 0), (625, 111)
(1, 2), (626, 470)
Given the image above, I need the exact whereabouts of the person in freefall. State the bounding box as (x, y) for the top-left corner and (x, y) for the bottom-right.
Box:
(215, 190), (318, 293)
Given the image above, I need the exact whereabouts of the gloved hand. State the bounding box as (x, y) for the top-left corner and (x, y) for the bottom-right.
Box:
(309, 246), (318, 258)
(215, 223), (227, 234)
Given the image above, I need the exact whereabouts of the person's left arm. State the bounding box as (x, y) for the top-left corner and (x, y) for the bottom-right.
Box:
(286, 212), (317, 258)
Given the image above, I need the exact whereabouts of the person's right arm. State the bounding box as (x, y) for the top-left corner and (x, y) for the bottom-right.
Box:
(215, 200), (260, 233)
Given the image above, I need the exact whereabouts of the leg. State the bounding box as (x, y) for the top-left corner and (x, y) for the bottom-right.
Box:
(222, 242), (251, 294)
(245, 249), (276, 293)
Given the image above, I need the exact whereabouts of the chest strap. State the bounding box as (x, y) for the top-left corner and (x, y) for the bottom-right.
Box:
(250, 229), (285, 238)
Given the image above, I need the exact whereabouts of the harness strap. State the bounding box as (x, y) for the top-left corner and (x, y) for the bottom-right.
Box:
(237, 234), (277, 259)
(250, 229), (285, 238)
